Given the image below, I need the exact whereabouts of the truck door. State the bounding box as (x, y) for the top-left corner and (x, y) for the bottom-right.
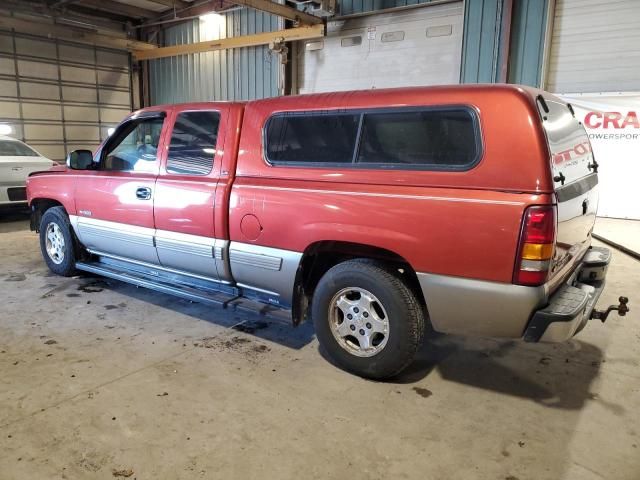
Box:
(153, 105), (228, 281)
(73, 110), (168, 265)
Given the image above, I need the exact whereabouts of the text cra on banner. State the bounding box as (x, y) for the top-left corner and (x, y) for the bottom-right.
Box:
(557, 92), (640, 220)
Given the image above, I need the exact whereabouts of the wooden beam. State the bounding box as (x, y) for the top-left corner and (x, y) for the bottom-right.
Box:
(0, 16), (157, 51)
(132, 23), (324, 60)
(231, 0), (323, 25)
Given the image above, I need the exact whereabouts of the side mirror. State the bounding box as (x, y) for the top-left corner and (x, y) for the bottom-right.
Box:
(67, 150), (94, 170)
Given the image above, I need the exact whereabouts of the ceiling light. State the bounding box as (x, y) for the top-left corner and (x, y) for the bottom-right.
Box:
(200, 13), (225, 40)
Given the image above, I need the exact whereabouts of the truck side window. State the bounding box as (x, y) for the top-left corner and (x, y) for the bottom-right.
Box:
(102, 118), (164, 173)
(264, 107), (480, 171)
(166, 111), (220, 176)
(357, 109), (479, 169)
(266, 113), (360, 164)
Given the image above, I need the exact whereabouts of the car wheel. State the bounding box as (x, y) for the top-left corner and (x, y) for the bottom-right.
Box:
(39, 207), (78, 277)
(312, 259), (425, 379)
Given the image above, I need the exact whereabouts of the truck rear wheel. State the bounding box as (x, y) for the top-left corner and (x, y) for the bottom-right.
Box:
(39, 207), (78, 277)
(312, 259), (424, 379)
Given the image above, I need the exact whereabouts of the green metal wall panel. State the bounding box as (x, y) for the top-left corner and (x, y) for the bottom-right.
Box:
(508, 0), (548, 87)
(149, 10), (280, 105)
(460, 0), (502, 83)
(338, 0), (434, 15)
(461, 0), (549, 86)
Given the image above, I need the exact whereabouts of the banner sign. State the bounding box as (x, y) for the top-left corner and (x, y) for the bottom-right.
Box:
(556, 92), (640, 220)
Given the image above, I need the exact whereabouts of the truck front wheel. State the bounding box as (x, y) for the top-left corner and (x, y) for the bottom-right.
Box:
(39, 207), (78, 277)
(312, 259), (425, 379)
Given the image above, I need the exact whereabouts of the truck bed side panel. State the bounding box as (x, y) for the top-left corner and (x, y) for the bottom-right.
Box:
(230, 176), (543, 283)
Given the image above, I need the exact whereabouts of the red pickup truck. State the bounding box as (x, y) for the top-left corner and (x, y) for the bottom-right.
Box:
(26, 85), (628, 378)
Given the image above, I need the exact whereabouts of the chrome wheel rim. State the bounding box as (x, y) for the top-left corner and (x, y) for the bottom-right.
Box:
(328, 287), (390, 357)
(45, 222), (65, 265)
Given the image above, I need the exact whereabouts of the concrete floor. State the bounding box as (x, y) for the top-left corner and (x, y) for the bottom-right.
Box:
(595, 217), (640, 259)
(1, 211), (639, 480)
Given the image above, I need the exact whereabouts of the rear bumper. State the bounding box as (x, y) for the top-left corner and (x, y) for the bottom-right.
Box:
(415, 246), (613, 341)
(523, 246), (611, 342)
(416, 273), (546, 338)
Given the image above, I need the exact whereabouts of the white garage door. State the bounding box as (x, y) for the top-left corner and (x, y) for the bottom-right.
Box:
(297, 2), (463, 94)
(0, 31), (132, 163)
(547, 0), (640, 93)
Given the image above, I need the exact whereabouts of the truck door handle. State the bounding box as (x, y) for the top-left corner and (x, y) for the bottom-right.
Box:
(136, 187), (152, 200)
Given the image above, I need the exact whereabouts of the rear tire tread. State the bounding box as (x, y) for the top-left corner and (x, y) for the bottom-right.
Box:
(312, 259), (425, 379)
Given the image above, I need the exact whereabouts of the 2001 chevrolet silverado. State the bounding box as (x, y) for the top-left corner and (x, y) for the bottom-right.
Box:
(26, 85), (629, 378)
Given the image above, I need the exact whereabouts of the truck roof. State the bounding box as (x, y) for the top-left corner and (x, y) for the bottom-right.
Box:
(132, 84), (556, 117)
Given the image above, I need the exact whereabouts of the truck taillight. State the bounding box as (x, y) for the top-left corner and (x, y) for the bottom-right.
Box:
(513, 205), (556, 286)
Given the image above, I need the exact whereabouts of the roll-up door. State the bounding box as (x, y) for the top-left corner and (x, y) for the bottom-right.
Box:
(297, 2), (464, 94)
(547, 0), (640, 93)
(0, 31), (132, 162)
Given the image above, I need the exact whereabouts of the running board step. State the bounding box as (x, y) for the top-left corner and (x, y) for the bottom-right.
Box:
(75, 260), (239, 308)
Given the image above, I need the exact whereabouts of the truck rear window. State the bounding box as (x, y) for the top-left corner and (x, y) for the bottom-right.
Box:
(265, 107), (480, 170)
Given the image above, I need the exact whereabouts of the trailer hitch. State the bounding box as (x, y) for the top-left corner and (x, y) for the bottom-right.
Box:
(590, 296), (630, 323)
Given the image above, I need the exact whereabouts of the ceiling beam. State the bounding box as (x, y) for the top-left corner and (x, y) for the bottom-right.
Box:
(0, 16), (157, 51)
(75, 0), (158, 19)
(231, 0), (323, 25)
(7, 0), (130, 31)
(49, 0), (80, 7)
(146, 0), (322, 25)
(143, 0), (191, 9)
(150, 0), (235, 19)
(132, 23), (324, 60)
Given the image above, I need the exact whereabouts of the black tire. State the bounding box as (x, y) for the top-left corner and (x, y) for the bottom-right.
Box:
(39, 207), (78, 277)
(312, 259), (425, 379)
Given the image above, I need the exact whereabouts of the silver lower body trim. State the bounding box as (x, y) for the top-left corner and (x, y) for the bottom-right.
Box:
(71, 215), (159, 265)
(68, 216), (301, 304)
(155, 229), (219, 280)
(416, 272), (547, 338)
(229, 242), (302, 305)
(85, 248), (230, 285)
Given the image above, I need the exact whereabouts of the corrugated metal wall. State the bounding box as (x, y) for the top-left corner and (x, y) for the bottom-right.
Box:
(508, 0), (548, 87)
(338, 0), (434, 16)
(149, 10), (281, 105)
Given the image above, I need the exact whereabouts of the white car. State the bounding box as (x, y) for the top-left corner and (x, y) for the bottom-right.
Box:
(0, 136), (55, 207)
